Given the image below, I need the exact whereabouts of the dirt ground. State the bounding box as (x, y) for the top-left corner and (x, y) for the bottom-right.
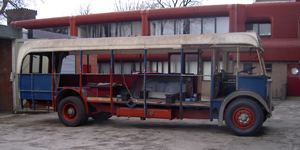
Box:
(0, 99), (300, 150)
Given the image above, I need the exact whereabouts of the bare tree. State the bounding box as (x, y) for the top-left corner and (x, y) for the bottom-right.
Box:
(75, 2), (91, 15)
(74, 3), (94, 38)
(0, 0), (42, 21)
(156, 0), (204, 8)
(112, 0), (158, 12)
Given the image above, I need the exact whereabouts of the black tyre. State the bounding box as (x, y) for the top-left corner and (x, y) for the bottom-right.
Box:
(58, 96), (86, 127)
(80, 107), (90, 125)
(225, 99), (264, 136)
(91, 112), (112, 121)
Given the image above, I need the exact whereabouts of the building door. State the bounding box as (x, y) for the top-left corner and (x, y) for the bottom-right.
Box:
(287, 64), (300, 96)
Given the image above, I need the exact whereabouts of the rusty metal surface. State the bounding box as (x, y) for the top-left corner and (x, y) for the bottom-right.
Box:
(115, 98), (210, 108)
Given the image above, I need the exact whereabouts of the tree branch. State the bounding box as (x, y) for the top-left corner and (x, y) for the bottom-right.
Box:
(0, 0), (9, 16)
(157, 0), (165, 8)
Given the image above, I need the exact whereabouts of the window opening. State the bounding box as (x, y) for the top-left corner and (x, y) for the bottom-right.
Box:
(265, 64), (272, 73)
(246, 23), (271, 36)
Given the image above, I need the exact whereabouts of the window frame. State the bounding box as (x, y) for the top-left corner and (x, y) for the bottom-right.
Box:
(150, 16), (229, 35)
(20, 53), (51, 74)
(246, 23), (272, 37)
(265, 63), (272, 73)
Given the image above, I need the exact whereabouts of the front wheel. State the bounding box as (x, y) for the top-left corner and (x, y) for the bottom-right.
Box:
(225, 99), (264, 136)
(58, 96), (86, 127)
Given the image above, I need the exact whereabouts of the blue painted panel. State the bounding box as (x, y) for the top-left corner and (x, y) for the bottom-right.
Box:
(34, 92), (52, 100)
(19, 74), (52, 101)
(20, 91), (32, 99)
(33, 74), (52, 91)
(147, 80), (157, 92)
(19, 74), (31, 90)
(237, 75), (267, 99)
(210, 100), (223, 121)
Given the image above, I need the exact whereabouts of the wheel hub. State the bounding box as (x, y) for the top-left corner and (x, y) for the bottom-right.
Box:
(62, 103), (78, 121)
(232, 107), (255, 129)
(67, 107), (76, 116)
(238, 113), (249, 123)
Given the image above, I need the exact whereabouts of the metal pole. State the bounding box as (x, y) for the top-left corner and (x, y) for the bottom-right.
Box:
(236, 47), (239, 90)
(144, 49), (147, 118)
(79, 51), (82, 94)
(110, 50), (114, 115)
(87, 55), (89, 73)
(51, 52), (55, 109)
(180, 49), (184, 120)
(210, 48), (215, 121)
(210, 48), (215, 101)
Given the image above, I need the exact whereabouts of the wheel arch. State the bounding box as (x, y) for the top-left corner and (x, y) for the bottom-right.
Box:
(55, 87), (89, 114)
(218, 91), (270, 126)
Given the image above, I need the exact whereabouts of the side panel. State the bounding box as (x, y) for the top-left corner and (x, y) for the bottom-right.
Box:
(237, 75), (267, 99)
(117, 108), (172, 119)
(19, 74), (52, 100)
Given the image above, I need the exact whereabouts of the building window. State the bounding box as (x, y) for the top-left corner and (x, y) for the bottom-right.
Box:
(170, 54), (181, 73)
(98, 62), (110, 74)
(134, 62), (144, 72)
(216, 17), (230, 33)
(246, 23), (271, 36)
(150, 16), (229, 36)
(78, 21), (142, 38)
(265, 64), (272, 73)
(185, 54), (198, 74)
(150, 61), (166, 73)
(189, 18), (202, 34)
(203, 61), (211, 81)
(203, 18), (215, 33)
(162, 19), (175, 35)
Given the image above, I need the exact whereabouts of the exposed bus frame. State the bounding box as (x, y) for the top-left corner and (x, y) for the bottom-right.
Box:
(16, 32), (273, 136)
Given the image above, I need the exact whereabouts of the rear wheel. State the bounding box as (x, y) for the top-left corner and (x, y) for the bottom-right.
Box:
(91, 112), (112, 121)
(225, 99), (264, 136)
(58, 96), (86, 127)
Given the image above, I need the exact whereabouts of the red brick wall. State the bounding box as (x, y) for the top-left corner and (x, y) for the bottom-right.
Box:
(76, 55), (98, 73)
(6, 8), (37, 26)
(0, 39), (13, 112)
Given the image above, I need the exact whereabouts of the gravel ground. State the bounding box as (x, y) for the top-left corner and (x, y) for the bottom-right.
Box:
(0, 99), (299, 150)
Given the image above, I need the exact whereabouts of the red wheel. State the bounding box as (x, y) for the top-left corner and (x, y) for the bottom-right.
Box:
(58, 96), (86, 127)
(232, 107), (255, 129)
(225, 99), (264, 136)
(62, 103), (78, 121)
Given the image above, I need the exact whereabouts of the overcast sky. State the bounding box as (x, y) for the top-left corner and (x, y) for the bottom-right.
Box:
(28, 0), (254, 19)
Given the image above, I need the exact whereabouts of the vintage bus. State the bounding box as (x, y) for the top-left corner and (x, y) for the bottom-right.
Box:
(17, 32), (273, 136)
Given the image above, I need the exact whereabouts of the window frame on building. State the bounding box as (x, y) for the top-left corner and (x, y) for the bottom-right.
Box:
(150, 16), (229, 36)
(246, 23), (271, 36)
(265, 63), (272, 73)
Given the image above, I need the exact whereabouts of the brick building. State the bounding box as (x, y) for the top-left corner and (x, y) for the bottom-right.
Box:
(10, 0), (300, 99)
(0, 25), (22, 112)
